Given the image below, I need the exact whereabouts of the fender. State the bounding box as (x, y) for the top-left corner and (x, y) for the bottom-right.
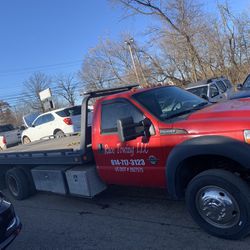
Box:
(166, 135), (250, 199)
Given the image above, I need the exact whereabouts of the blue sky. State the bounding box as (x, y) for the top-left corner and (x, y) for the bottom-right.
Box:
(0, 0), (249, 106)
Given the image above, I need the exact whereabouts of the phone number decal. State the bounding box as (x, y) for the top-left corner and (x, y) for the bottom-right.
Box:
(111, 159), (145, 166)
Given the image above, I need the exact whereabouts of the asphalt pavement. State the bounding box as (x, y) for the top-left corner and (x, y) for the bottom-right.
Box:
(4, 186), (250, 250)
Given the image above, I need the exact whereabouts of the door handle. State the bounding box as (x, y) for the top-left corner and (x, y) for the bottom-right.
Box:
(98, 143), (104, 153)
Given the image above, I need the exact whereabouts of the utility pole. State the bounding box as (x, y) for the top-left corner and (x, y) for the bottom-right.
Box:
(125, 38), (140, 84)
(125, 38), (148, 86)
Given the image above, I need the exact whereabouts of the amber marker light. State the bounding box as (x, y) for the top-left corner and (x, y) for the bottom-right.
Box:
(244, 130), (250, 144)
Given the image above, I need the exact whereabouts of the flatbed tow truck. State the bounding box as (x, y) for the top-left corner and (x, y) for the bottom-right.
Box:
(2, 84), (250, 239)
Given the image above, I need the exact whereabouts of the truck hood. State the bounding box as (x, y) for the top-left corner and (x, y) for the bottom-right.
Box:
(188, 98), (250, 120)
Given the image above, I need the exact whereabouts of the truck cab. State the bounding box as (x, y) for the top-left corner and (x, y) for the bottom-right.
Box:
(2, 84), (250, 240)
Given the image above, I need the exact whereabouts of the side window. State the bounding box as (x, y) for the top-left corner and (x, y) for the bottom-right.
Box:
(224, 79), (232, 89)
(244, 76), (250, 88)
(44, 114), (55, 123)
(216, 81), (227, 93)
(101, 100), (144, 133)
(210, 84), (219, 98)
(33, 116), (45, 126)
(33, 114), (54, 126)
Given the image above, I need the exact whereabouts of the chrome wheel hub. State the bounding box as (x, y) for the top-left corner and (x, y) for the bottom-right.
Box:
(196, 186), (240, 228)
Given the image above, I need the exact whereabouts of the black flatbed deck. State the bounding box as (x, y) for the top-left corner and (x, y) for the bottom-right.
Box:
(0, 135), (92, 166)
(3, 135), (81, 153)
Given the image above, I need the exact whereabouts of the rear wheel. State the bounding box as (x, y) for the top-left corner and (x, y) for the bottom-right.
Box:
(186, 169), (250, 240)
(20, 167), (36, 195)
(5, 168), (31, 200)
(23, 136), (31, 144)
(54, 130), (65, 138)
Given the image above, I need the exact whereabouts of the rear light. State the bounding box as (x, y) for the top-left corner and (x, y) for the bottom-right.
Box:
(2, 136), (6, 145)
(63, 118), (73, 125)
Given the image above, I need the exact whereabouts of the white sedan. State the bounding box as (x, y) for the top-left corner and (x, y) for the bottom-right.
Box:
(21, 105), (92, 144)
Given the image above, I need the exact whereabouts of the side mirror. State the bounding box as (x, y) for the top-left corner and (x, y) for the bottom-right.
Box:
(237, 84), (243, 90)
(117, 117), (151, 142)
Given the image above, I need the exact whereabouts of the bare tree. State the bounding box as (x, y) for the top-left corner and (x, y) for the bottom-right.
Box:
(79, 35), (161, 90)
(23, 72), (52, 112)
(116, 0), (209, 81)
(0, 100), (16, 125)
(114, 0), (250, 85)
(54, 74), (79, 106)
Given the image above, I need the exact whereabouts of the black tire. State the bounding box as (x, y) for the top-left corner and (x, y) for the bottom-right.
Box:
(186, 169), (250, 240)
(5, 168), (30, 200)
(20, 167), (37, 195)
(54, 130), (65, 138)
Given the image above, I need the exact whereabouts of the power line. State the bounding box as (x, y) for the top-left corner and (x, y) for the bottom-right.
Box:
(0, 59), (83, 75)
(0, 86), (85, 104)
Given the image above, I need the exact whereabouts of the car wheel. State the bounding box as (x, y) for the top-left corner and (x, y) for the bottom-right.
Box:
(186, 169), (250, 240)
(23, 136), (31, 144)
(54, 130), (65, 138)
(5, 168), (30, 200)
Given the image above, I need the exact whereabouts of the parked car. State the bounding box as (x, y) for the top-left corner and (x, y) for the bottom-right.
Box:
(0, 191), (22, 249)
(186, 77), (233, 102)
(0, 124), (21, 150)
(230, 74), (250, 99)
(21, 105), (93, 144)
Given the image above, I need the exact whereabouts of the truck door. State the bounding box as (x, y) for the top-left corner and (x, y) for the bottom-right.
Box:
(93, 98), (166, 188)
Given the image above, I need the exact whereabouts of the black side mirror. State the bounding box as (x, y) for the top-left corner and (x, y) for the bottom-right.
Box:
(117, 117), (151, 142)
(237, 84), (243, 90)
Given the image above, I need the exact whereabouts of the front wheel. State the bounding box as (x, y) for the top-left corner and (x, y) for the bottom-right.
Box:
(186, 169), (250, 240)
(23, 136), (31, 144)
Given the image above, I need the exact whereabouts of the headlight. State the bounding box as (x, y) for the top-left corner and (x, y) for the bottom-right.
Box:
(244, 130), (250, 144)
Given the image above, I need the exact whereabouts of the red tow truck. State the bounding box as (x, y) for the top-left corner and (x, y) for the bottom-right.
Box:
(1, 84), (250, 239)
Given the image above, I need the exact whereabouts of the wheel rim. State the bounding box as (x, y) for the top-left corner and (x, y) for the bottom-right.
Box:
(8, 176), (18, 196)
(24, 137), (30, 144)
(195, 185), (240, 229)
(55, 131), (64, 138)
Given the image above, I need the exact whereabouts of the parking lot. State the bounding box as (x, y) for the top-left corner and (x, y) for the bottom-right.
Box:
(3, 186), (250, 250)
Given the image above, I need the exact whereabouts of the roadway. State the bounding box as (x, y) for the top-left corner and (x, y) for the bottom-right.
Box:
(5, 186), (250, 250)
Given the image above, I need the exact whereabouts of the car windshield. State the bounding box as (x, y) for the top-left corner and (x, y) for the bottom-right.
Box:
(243, 75), (250, 88)
(133, 86), (208, 120)
(56, 106), (81, 117)
(186, 86), (208, 98)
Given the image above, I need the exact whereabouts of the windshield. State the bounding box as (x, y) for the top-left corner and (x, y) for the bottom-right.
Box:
(133, 86), (208, 120)
(56, 106), (81, 117)
(23, 112), (40, 127)
(243, 75), (250, 88)
(186, 86), (208, 98)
